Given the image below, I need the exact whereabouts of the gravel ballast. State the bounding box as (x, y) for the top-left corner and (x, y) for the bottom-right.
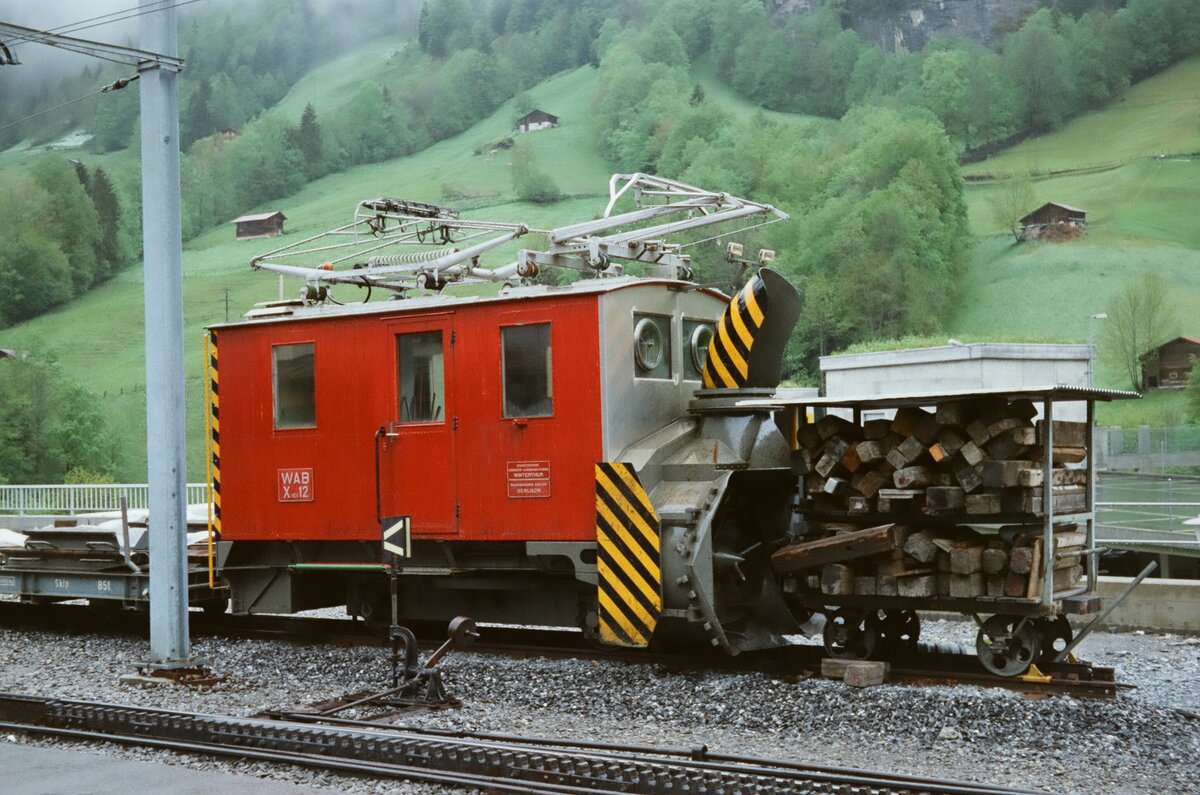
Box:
(0, 615), (1197, 794)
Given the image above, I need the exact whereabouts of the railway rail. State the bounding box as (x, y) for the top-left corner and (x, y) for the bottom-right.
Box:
(0, 693), (1058, 794)
(0, 601), (1126, 698)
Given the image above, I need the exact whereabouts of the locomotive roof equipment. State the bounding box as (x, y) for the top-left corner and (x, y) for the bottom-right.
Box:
(249, 173), (787, 296)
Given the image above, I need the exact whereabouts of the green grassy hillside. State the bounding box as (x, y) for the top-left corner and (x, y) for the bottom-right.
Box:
(949, 57), (1200, 424)
(965, 56), (1200, 175)
(6, 45), (1197, 479)
(0, 56), (826, 481)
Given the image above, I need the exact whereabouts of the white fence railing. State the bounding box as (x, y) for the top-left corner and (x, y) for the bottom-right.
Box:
(0, 484), (209, 516)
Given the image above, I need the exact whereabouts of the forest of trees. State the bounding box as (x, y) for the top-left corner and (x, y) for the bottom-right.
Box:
(0, 350), (119, 484)
(0, 160), (130, 327)
(1, 0), (1198, 419)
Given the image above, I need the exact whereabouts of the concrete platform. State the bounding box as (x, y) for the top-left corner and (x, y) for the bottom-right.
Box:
(0, 742), (332, 794)
(1097, 575), (1200, 633)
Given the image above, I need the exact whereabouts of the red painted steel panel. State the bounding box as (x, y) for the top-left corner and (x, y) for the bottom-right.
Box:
(217, 294), (603, 543)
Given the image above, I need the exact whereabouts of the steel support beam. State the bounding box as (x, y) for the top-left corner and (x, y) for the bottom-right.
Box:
(138, 0), (190, 667)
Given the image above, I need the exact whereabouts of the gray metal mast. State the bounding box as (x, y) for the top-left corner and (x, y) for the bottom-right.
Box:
(1, 8), (191, 669)
(138, 0), (190, 667)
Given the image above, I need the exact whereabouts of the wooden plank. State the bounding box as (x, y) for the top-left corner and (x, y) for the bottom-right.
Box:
(893, 465), (935, 489)
(772, 524), (896, 573)
(862, 418), (892, 440)
(1026, 538), (1043, 600)
(841, 443), (862, 473)
(816, 414), (856, 441)
(937, 427), (967, 457)
(927, 486), (966, 514)
(1038, 420), (1088, 448)
(853, 576), (878, 596)
(980, 460), (1034, 488)
(949, 572), (984, 598)
(936, 400), (973, 427)
(1029, 446), (1088, 465)
(1018, 467), (1088, 488)
(903, 530), (939, 564)
(965, 492), (1002, 515)
(959, 440), (985, 466)
(897, 436), (926, 465)
(898, 574), (936, 598)
(965, 420), (992, 446)
(981, 548), (1009, 575)
(950, 546), (983, 574)
(951, 457), (983, 493)
(821, 563), (854, 595)
(891, 407), (926, 437)
(856, 440), (885, 464)
(912, 412), (940, 445)
(853, 469), (888, 498)
(798, 423), (823, 452)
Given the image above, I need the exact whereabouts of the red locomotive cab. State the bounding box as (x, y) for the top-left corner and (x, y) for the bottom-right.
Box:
(215, 280), (729, 547)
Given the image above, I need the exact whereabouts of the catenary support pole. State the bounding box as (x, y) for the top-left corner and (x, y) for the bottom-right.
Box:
(139, 0), (189, 666)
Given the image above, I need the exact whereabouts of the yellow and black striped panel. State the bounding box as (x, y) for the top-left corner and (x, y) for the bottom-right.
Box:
(594, 462), (661, 648)
(208, 331), (221, 534)
(702, 273), (768, 389)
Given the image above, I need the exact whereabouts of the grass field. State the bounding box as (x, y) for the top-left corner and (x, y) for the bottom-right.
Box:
(0, 62), (692, 480)
(965, 56), (1200, 176)
(3, 47), (1198, 478)
(950, 58), (1200, 426)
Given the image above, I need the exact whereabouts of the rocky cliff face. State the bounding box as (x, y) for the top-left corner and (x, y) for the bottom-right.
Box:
(773, 0), (1043, 51)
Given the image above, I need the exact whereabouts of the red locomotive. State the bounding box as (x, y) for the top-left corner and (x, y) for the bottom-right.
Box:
(211, 175), (807, 652)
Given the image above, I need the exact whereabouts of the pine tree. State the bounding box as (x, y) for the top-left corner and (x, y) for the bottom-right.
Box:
(182, 78), (214, 147)
(84, 167), (127, 278)
(294, 102), (325, 180)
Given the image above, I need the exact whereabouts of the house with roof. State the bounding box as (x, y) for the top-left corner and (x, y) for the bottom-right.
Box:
(1019, 202), (1086, 241)
(1141, 336), (1200, 389)
(516, 109), (558, 133)
(232, 211), (287, 240)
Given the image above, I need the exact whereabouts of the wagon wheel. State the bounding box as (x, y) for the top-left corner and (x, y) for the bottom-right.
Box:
(878, 609), (921, 653)
(823, 608), (879, 661)
(1035, 615), (1074, 663)
(976, 614), (1041, 677)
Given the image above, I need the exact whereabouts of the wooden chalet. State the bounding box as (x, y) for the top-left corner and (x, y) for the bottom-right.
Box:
(516, 109), (558, 133)
(1141, 336), (1200, 389)
(1019, 202), (1086, 241)
(233, 211), (287, 240)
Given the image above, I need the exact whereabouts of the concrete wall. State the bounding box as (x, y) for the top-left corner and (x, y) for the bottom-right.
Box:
(1095, 576), (1200, 633)
(820, 343), (1092, 421)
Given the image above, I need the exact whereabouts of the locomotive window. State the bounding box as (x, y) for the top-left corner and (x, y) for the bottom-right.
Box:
(397, 332), (445, 423)
(273, 343), (316, 429)
(682, 319), (714, 381)
(633, 314), (671, 380)
(502, 323), (553, 418)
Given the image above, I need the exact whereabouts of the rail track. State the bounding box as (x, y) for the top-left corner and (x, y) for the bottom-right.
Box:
(0, 693), (1058, 794)
(0, 601), (1126, 698)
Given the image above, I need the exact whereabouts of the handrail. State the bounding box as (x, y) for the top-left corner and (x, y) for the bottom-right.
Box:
(0, 483), (209, 516)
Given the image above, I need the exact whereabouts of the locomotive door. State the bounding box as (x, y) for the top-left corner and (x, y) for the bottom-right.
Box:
(383, 315), (459, 537)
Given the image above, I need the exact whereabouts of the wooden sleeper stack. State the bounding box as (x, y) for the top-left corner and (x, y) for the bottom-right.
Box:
(793, 398), (1089, 519)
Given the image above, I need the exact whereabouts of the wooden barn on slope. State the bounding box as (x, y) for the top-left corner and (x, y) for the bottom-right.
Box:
(516, 109), (558, 133)
(233, 211), (287, 240)
(1019, 202), (1086, 241)
(1141, 336), (1200, 389)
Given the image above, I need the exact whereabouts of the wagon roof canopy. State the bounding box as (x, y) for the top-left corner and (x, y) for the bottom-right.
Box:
(740, 384), (1140, 410)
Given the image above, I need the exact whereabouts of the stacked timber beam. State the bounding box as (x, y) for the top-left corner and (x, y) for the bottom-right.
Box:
(792, 398), (1089, 519)
(773, 522), (1088, 599)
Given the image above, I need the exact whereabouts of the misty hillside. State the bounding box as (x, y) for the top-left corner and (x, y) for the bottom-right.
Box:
(1, 0), (1199, 482)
